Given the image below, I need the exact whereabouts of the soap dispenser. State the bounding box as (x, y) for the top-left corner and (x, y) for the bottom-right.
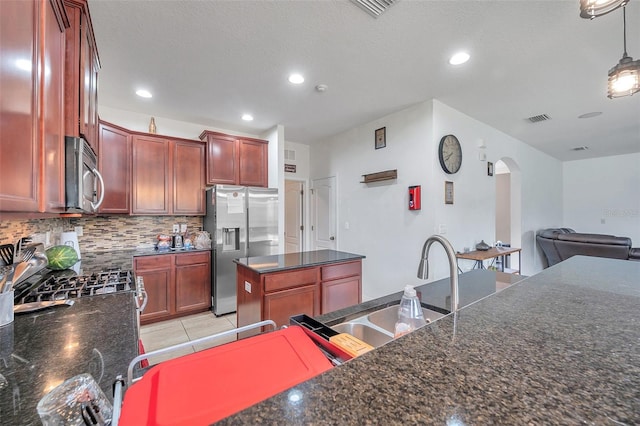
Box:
(394, 285), (427, 338)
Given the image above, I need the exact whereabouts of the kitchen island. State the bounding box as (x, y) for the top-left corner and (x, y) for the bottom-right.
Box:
(0, 293), (138, 425)
(235, 250), (365, 336)
(219, 256), (640, 424)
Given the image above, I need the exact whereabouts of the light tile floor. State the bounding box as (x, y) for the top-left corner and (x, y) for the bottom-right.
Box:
(140, 312), (238, 365)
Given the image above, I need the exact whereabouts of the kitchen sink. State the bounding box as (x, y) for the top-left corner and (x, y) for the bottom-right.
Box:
(330, 302), (449, 348)
(331, 322), (393, 348)
(366, 305), (447, 335)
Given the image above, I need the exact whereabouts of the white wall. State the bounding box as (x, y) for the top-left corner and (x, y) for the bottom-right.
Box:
(563, 153), (640, 244)
(310, 99), (563, 300)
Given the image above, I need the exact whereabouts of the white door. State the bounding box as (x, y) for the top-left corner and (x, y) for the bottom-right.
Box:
(312, 176), (336, 250)
(284, 180), (304, 253)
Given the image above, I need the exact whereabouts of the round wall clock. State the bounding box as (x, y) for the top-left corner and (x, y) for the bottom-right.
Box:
(438, 134), (462, 174)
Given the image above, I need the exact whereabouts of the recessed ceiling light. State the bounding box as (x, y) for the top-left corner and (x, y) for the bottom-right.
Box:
(449, 52), (470, 65)
(241, 114), (254, 121)
(578, 111), (603, 119)
(136, 89), (152, 98)
(288, 73), (304, 84)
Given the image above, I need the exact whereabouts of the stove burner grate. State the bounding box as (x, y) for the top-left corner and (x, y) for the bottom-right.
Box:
(15, 270), (132, 305)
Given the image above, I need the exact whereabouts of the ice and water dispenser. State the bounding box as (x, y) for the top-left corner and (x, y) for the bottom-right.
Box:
(222, 227), (240, 251)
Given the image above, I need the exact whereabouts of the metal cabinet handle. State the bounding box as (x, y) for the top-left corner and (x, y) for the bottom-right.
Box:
(91, 168), (105, 210)
(330, 236), (335, 241)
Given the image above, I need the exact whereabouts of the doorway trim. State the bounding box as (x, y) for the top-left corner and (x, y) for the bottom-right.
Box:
(495, 157), (522, 272)
(284, 179), (307, 252)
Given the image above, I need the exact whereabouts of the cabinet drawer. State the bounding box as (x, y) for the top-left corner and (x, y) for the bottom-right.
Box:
(134, 255), (173, 271)
(264, 268), (318, 293)
(175, 251), (210, 266)
(321, 261), (361, 281)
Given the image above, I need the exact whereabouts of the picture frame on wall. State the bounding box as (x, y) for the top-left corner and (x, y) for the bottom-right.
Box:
(487, 162), (494, 176)
(445, 181), (454, 204)
(375, 127), (386, 149)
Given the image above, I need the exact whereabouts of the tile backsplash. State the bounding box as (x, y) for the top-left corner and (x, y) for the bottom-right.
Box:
(0, 216), (203, 253)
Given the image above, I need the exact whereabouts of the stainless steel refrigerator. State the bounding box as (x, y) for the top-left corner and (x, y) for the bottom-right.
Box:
(204, 185), (279, 315)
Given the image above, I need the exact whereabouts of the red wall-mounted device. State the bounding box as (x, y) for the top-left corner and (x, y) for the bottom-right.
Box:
(409, 185), (421, 210)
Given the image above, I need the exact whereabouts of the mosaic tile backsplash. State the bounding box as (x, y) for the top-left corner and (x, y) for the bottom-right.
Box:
(0, 216), (203, 253)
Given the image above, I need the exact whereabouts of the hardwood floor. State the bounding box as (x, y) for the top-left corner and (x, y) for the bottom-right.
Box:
(140, 311), (237, 365)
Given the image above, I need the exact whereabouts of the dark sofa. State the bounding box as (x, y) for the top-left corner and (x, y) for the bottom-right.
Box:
(537, 228), (640, 267)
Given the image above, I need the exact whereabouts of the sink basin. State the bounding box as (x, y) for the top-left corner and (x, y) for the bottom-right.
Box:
(366, 305), (447, 335)
(329, 302), (449, 350)
(331, 322), (393, 348)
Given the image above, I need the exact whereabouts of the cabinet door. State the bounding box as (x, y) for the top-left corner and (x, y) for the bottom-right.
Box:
(63, 0), (98, 152)
(85, 39), (99, 153)
(175, 252), (211, 314)
(135, 256), (174, 324)
(0, 0), (39, 212)
(132, 135), (170, 215)
(98, 122), (130, 213)
(41, 0), (67, 212)
(204, 134), (237, 185)
(238, 139), (268, 187)
(263, 284), (319, 328)
(173, 140), (205, 215)
(138, 268), (172, 324)
(321, 276), (361, 314)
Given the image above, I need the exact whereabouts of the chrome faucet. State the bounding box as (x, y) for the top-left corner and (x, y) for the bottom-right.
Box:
(417, 235), (459, 312)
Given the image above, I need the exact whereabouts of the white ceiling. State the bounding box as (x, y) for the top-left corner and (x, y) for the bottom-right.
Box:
(89, 0), (640, 161)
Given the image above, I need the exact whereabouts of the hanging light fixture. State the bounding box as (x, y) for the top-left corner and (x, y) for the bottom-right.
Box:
(607, 6), (640, 98)
(580, 0), (629, 19)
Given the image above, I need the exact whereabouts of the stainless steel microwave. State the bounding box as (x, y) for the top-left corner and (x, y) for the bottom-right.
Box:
(65, 136), (104, 213)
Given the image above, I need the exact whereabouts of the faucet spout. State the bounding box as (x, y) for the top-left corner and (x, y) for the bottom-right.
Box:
(417, 235), (459, 312)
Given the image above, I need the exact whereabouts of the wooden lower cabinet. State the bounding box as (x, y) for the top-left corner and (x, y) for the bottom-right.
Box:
(237, 260), (361, 338)
(175, 252), (211, 314)
(135, 251), (211, 325)
(320, 261), (362, 314)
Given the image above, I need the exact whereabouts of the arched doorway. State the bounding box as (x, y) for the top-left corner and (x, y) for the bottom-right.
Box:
(495, 158), (522, 272)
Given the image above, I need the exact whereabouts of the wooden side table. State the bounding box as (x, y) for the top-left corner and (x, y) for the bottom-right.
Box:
(456, 247), (521, 274)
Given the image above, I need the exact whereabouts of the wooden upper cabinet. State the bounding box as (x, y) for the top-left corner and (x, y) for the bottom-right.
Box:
(98, 121), (131, 214)
(41, 0), (68, 213)
(199, 130), (268, 187)
(132, 135), (171, 215)
(200, 132), (237, 185)
(132, 134), (205, 216)
(0, 0), (68, 213)
(238, 138), (268, 187)
(63, 0), (100, 153)
(173, 140), (205, 215)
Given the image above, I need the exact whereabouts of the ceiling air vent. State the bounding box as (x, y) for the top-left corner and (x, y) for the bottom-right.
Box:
(526, 113), (551, 123)
(350, 0), (399, 18)
(571, 146), (589, 151)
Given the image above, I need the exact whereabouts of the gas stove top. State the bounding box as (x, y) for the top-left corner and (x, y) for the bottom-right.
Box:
(14, 269), (133, 305)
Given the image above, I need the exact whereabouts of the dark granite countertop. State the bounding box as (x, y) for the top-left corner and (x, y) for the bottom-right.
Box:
(233, 249), (365, 273)
(218, 256), (640, 424)
(0, 292), (138, 426)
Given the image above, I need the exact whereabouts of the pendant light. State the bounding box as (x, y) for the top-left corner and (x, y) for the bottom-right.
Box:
(607, 6), (640, 98)
(580, 0), (628, 19)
